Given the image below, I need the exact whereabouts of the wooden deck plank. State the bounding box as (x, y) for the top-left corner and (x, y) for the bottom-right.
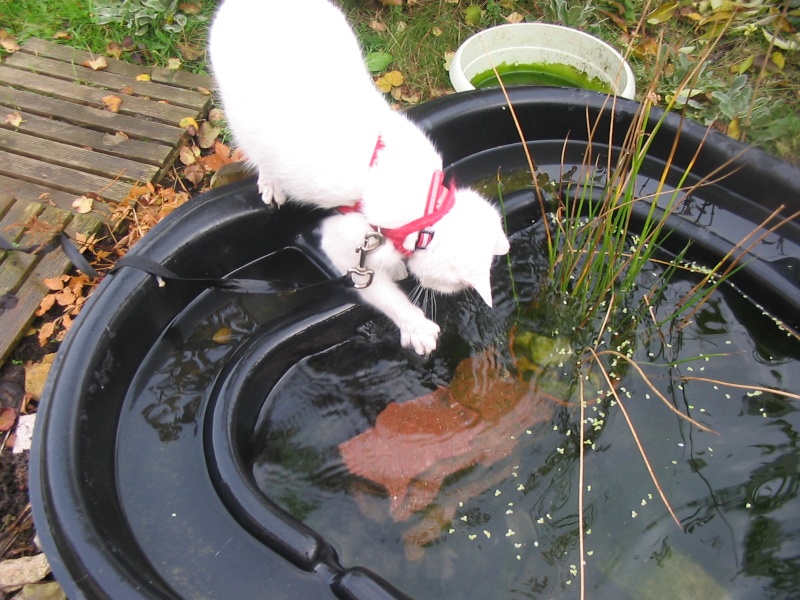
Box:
(0, 205), (70, 295)
(151, 67), (216, 92)
(0, 127), (159, 183)
(6, 51), (210, 111)
(0, 85), (184, 145)
(20, 38), (152, 79)
(0, 212), (102, 365)
(0, 174), (111, 220)
(0, 38), (216, 367)
(0, 109), (173, 166)
(0, 64), (194, 126)
(0, 149), (133, 203)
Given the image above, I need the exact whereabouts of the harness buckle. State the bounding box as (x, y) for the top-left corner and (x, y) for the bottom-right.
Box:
(348, 231), (385, 289)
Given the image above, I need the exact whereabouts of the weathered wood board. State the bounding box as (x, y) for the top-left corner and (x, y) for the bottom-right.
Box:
(0, 38), (215, 366)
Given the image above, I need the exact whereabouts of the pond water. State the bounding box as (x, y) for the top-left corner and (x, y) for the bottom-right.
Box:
(116, 165), (800, 599)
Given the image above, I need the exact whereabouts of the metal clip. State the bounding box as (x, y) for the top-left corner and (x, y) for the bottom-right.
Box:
(347, 231), (385, 289)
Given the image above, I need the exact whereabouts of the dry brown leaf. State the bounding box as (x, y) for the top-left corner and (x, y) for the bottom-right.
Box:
(183, 163), (205, 185)
(38, 322), (56, 347)
(72, 195), (94, 214)
(4, 111), (23, 127)
(0, 33), (20, 54)
(178, 42), (204, 61)
(119, 85), (135, 96)
(42, 277), (66, 291)
(102, 95), (122, 112)
(25, 354), (56, 401)
(198, 121), (221, 149)
(505, 12), (524, 24)
(369, 20), (387, 32)
(36, 294), (57, 317)
(196, 86), (212, 96)
(0, 554), (51, 592)
(0, 407), (16, 432)
(179, 144), (200, 165)
(53, 30), (72, 40)
(106, 42), (123, 59)
(197, 153), (227, 173)
(83, 56), (108, 71)
(102, 131), (129, 146)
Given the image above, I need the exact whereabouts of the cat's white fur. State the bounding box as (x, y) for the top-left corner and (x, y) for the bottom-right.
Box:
(210, 0), (509, 354)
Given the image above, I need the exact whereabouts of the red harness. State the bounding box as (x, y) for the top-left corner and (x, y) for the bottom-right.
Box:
(339, 136), (455, 256)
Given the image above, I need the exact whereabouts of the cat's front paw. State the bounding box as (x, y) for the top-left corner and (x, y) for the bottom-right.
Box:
(400, 317), (440, 355)
(257, 174), (287, 207)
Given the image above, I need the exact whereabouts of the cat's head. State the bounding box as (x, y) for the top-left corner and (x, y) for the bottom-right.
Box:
(405, 188), (510, 306)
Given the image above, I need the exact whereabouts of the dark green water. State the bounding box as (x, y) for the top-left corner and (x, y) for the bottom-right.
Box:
(471, 61), (612, 93)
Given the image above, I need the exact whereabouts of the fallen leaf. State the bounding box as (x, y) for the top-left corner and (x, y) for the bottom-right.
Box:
(366, 51), (393, 73)
(135, 73), (151, 81)
(208, 107), (225, 125)
(119, 85), (134, 95)
(0, 33), (20, 53)
(198, 121), (221, 148)
(101, 131), (129, 146)
(196, 86), (212, 96)
(376, 70), (405, 93)
(18, 581), (67, 600)
(4, 111), (23, 127)
(106, 41), (123, 59)
(198, 153), (227, 173)
(24, 354), (56, 401)
(179, 144), (200, 165)
(431, 27), (443, 37)
(102, 95), (122, 112)
(179, 3), (202, 13)
(505, 12), (524, 24)
(180, 116), (199, 131)
(167, 57), (182, 70)
(647, 1), (679, 24)
(182, 163), (205, 185)
(178, 42), (204, 61)
(36, 294), (57, 316)
(369, 20), (387, 32)
(0, 554), (51, 592)
(42, 277), (66, 291)
(82, 56), (108, 71)
(0, 407), (16, 431)
(72, 195), (94, 214)
(771, 51), (785, 71)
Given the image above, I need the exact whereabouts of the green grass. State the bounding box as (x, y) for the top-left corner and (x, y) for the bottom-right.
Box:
(0, 0), (216, 71)
(1, 0), (799, 161)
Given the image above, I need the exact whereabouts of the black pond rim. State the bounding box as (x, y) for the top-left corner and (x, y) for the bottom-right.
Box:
(30, 87), (800, 600)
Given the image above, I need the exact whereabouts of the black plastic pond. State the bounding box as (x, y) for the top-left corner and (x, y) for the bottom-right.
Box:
(32, 88), (800, 599)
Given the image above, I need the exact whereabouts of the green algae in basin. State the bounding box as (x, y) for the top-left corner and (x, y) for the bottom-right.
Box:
(471, 61), (612, 93)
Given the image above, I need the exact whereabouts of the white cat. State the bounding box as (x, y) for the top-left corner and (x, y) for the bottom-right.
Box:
(209, 0), (509, 354)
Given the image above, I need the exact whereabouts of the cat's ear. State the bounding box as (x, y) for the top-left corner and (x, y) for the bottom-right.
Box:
(466, 275), (494, 307)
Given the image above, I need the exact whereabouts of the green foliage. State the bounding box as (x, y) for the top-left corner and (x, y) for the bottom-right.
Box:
(93, 0), (192, 35)
(544, 0), (595, 29)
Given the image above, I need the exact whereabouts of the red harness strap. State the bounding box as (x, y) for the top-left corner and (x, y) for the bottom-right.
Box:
(339, 136), (455, 256)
